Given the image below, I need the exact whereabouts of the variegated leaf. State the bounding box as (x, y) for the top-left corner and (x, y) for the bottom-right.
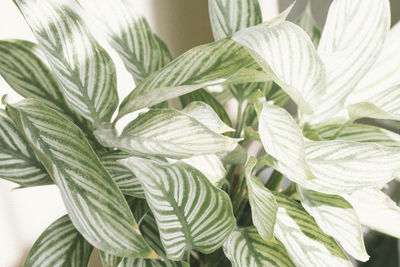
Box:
(295, 5), (321, 47)
(120, 258), (189, 267)
(274, 193), (352, 267)
(223, 227), (295, 267)
(97, 108), (237, 159)
(99, 251), (122, 267)
(118, 39), (268, 118)
(6, 99), (154, 258)
(0, 40), (67, 113)
(342, 187), (400, 238)
(77, 0), (171, 83)
(100, 150), (144, 198)
(298, 186), (368, 261)
(245, 157), (277, 241)
(208, 0), (262, 41)
(233, 22), (326, 114)
(120, 157), (236, 261)
(0, 109), (51, 187)
(15, 0), (118, 125)
(24, 215), (93, 267)
(308, 0), (390, 124)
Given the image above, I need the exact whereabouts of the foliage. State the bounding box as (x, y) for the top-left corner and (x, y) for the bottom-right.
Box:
(1, 0), (400, 266)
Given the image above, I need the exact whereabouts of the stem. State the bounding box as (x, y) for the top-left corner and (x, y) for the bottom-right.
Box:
(235, 101), (244, 138)
(185, 250), (191, 263)
(265, 170), (284, 191)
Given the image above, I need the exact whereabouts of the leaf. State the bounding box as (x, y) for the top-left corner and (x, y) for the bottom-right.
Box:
(0, 109), (51, 187)
(208, 0), (262, 41)
(298, 186), (369, 261)
(295, 5), (321, 47)
(97, 108), (237, 159)
(258, 101), (313, 182)
(76, 0), (171, 83)
(220, 144), (248, 165)
(24, 215), (93, 267)
(100, 150), (145, 198)
(118, 39), (268, 118)
(342, 187), (400, 239)
(245, 157), (277, 241)
(120, 157), (236, 260)
(120, 258), (189, 267)
(233, 22), (326, 114)
(0, 40), (67, 113)
(223, 226), (295, 267)
(308, 0), (391, 124)
(99, 251), (122, 267)
(6, 99), (154, 258)
(15, 0), (118, 125)
(180, 89), (232, 127)
(273, 193), (352, 267)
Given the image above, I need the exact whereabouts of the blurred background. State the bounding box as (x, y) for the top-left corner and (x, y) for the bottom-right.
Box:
(0, 0), (399, 266)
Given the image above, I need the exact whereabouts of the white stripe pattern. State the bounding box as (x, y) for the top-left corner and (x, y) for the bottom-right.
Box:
(15, 0), (118, 125)
(120, 157), (236, 261)
(223, 227), (295, 267)
(7, 99), (154, 258)
(295, 6), (321, 48)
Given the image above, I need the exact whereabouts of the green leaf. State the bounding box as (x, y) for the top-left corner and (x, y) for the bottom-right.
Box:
(298, 186), (369, 262)
(118, 39), (268, 118)
(295, 5), (321, 48)
(342, 187), (400, 239)
(245, 157), (277, 241)
(77, 0), (171, 83)
(274, 193), (352, 266)
(0, 40), (67, 113)
(233, 22), (326, 114)
(120, 157), (236, 260)
(208, 0), (262, 41)
(0, 109), (51, 187)
(120, 258), (189, 267)
(100, 150), (145, 198)
(15, 0), (118, 125)
(99, 251), (122, 267)
(307, 0), (391, 124)
(24, 215), (93, 267)
(223, 226), (295, 267)
(220, 144), (248, 165)
(97, 108), (237, 159)
(6, 99), (154, 258)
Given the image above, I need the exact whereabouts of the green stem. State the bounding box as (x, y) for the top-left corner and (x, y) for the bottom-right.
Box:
(235, 101), (244, 138)
(265, 170), (284, 191)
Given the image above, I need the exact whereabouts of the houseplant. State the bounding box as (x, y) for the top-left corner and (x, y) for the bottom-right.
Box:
(1, 0), (400, 266)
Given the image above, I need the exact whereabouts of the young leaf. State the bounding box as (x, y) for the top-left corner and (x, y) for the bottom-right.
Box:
(274, 193), (352, 267)
(223, 227), (295, 267)
(100, 150), (145, 198)
(342, 187), (400, 239)
(233, 22), (326, 114)
(14, 0), (118, 126)
(295, 5), (321, 47)
(120, 157), (236, 261)
(76, 0), (172, 83)
(245, 157), (277, 241)
(0, 109), (51, 187)
(208, 0), (262, 41)
(308, 0), (391, 124)
(6, 99), (154, 258)
(97, 108), (237, 159)
(298, 186), (369, 262)
(24, 215), (93, 267)
(118, 39), (268, 118)
(0, 40), (67, 113)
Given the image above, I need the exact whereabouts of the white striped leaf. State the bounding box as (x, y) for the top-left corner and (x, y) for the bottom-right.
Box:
(120, 157), (236, 261)
(233, 22), (326, 114)
(6, 99), (154, 258)
(120, 258), (189, 267)
(24, 215), (93, 267)
(100, 150), (144, 198)
(0, 40), (68, 113)
(342, 187), (400, 238)
(99, 251), (122, 267)
(208, 0), (262, 41)
(77, 0), (171, 83)
(118, 39), (268, 118)
(295, 5), (321, 47)
(245, 157), (277, 241)
(97, 108), (238, 159)
(274, 193), (352, 267)
(308, 0), (390, 124)
(223, 227), (295, 267)
(298, 186), (368, 262)
(15, 0), (119, 125)
(0, 109), (51, 187)
(259, 101), (313, 182)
